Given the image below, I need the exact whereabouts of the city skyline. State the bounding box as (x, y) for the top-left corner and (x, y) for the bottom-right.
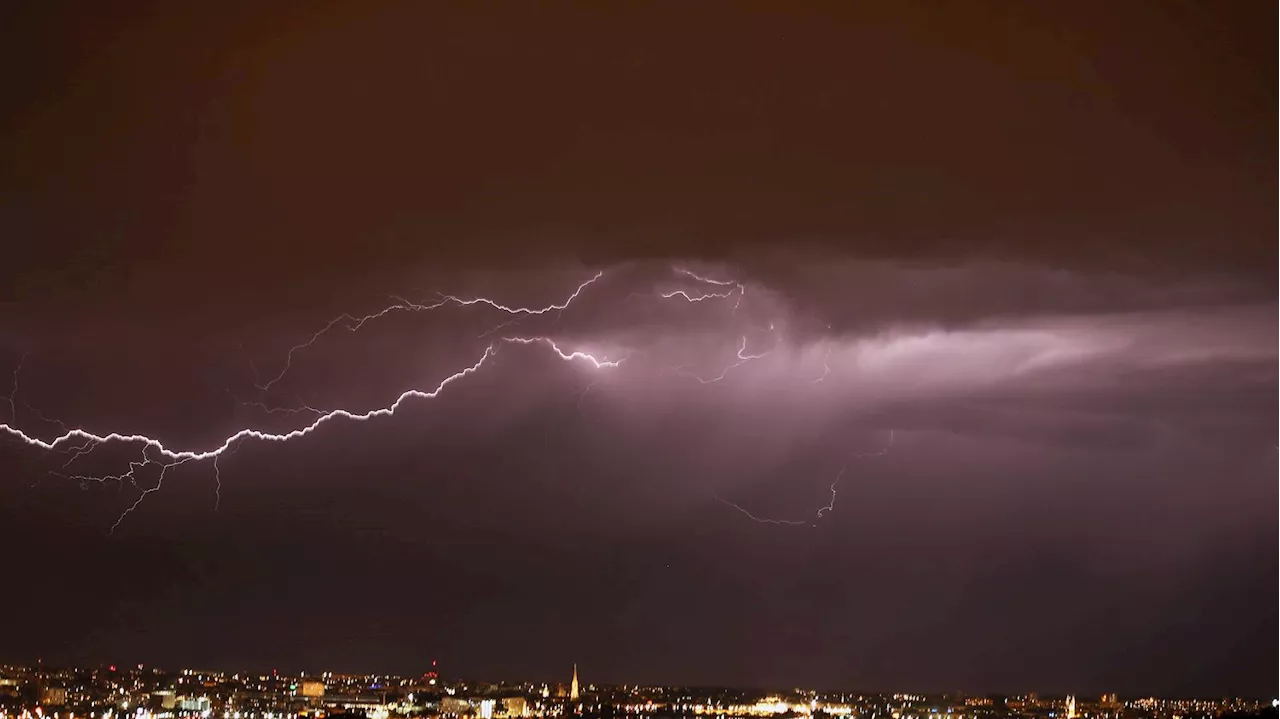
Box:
(2, 661), (1273, 704)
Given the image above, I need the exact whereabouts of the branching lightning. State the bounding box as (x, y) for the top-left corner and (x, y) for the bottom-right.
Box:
(673, 268), (736, 287)
(815, 430), (896, 520)
(19, 397), (73, 435)
(3, 353), (25, 424)
(1, 264), (860, 533)
(212, 438), (242, 512)
(811, 347), (832, 384)
(574, 378), (604, 415)
(0, 264), (653, 532)
(4, 338), (614, 532)
(673, 268), (746, 311)
(813, 466), (846, 520)
(7, 255), (1269, 537)
(254, 271), (606, 392)
(716, 430), (895, 527)
(500, 336), (624, 369)
(715, 498), (812, 526)
(6, 353), (75, 436)
(659, 288), (739, 303)
(230, 392), (325, 418)
(676, 335), (773, 384)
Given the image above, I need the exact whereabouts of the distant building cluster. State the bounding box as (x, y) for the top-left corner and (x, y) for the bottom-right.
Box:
(0, 663), (1271, 719)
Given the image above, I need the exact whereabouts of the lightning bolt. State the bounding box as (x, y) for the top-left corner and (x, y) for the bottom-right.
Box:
(5, 353), (76, 436)
(212, 438), (242, 511)
(814, 466), (846, 520)
(499, 336), (624, 369)
(676, 335), (772, 384)
(811, 347), (833, 384)
(229, 391), (326, 418)
(107, 454), (197, 534)
(574, 377), (603, 415)
(717, 430), (895, 527)
(815, 431), (896, 520)
(2, 336), (622, 533)
(670, 267), (746, 310)
(4, 352), (27, 424)
(254, 271), (606, 392)
(672, 268), (736, 287)
(261, 264), (737, 394)
(659, 289), (738, 302)
(19, 398), (73, 435)
(0, 264), (789, 532)
(253, 301), (435, 391)
(714, 497), (812, 526)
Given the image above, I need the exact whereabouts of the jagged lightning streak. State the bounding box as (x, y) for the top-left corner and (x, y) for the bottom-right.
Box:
(715, 496), (811, 525)
(673, 268), (736, 287)
(212, 438), (242, 512)
(659, 288), (738, 302)
(574, 377), (603, 414)
(229, 391), (325, 418)
(253, 302), (438, 391)
(4, 352), (27, 424)
(500, 336), (623, 368)
(717, 430), (895, 527)
(1, 337), (622, 532)
(815, 430), (895, 520)
(677, 335), (772, 384)
(258, 265), (743, 399)
(813, 467), (845, 520)
(1, 264), (753, 532)
(5, 352), (75, 437)
(811, 347), (832, 384)
(107, 454), (197, 534)
(672, 267), (746, 310)
(20, 397), (73, 435)
(254, 270), (606, 392)
(253, 264), (741, 412)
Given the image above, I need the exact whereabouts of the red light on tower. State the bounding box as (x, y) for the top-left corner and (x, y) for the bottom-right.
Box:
(109, 666), (116, 672)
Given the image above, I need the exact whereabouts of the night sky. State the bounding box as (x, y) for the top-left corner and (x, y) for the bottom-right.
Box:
(1, 1), (1275, 698)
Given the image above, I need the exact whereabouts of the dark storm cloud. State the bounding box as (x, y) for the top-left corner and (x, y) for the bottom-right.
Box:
(1, 1), (1273, 313)
(0, 0), (1274, 700)
(732, 260), (1274, 336)
(2, 264), (1275, 696)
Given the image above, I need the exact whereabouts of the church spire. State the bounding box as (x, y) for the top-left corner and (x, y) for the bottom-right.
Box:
(570, 664), (579, 701)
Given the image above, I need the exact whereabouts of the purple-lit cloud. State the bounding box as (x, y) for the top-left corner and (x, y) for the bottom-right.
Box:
(2, 260), (1273, 534)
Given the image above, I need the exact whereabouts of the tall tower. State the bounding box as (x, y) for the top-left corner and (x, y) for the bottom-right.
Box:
(1066, 696), (1077, 719)
(570, 664), (579, 701)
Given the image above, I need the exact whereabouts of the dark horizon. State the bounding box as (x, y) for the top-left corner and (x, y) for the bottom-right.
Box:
(1, 1), (1275, 698)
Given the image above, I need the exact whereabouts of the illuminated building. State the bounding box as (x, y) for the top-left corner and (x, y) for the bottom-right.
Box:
(301, 682), (325, 698)
(178, 696), (211, 712)
(503, 698), (529, 718)
(570, 665), (579, 702)
(152, 691), (177, 709)
(441, 697), (473, 717)
(1065, 696), (1077, 719)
